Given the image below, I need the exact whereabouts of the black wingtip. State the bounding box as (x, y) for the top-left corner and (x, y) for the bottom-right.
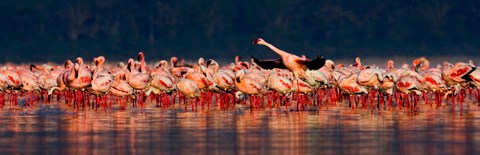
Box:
(305, 55), (326, 70)
(206, 59), (213, 66)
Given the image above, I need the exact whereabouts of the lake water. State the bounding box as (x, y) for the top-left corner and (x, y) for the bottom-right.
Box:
(1, 98), (480, 155)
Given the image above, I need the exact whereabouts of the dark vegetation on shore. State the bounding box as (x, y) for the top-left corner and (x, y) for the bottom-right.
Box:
(1, 0), (479, 63)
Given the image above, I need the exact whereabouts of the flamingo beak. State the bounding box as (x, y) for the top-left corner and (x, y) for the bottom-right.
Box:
(206, 59), (213, 66)
(29, 64), (36, 71)
(251, 38), (260, 45)
(94, 59), (99, 66)
(127, 62), (132, 72)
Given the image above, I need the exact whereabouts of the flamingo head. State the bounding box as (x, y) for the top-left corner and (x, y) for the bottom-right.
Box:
(44, 66), (53, 74)
(234, 55), (241, 64)
(387, 60), (394, 69)
(206, 59), (218, 68)
(198, 57), (205, 67)
(353, 57), (361, 67)
(469, 59), (475, 67)
(157, 60), (169, 68)
(206, 59), (213, 67)
(64, 60), (73, 69)
(251, 38), (265, 45)
(127, 58), (135, 72)
(75, 57), (84, 65)
(137, 52), (145, 61)
(325, 60), (335, 70)
(94, 56), (105, 67)
(29, 64), (37, 71)
(170, 57), (178, 65)
(413, 57), (429, 72)
(235, 69), (246, 83)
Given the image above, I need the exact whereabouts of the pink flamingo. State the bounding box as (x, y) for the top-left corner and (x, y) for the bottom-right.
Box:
(235, 69), (263, 109)
(1, 66), (23, 106)
(357, 68), (385, 108)
(126, 56), (151, 108)
(251, 38), (325, 79)
(266, 71), (294, 109)
(110, 71), (134, 110)
(337, 73), (368, 109)
(395, 75), (423, 111)
(17, 66), (41, 107)
(90, 56), (114, 109)
(176, 78), (201, 111)
(207, 59), (235, 109)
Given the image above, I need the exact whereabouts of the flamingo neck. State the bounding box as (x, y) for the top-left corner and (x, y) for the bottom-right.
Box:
(261, 42), (290, 58)
(97, 62), (104, 71)
(68, 65), (77, 81)
(140, 58), (146, 73)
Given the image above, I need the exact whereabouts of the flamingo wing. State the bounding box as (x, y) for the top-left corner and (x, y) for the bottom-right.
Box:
(251, 56), (287, 69)
(295, 55), (326, 70)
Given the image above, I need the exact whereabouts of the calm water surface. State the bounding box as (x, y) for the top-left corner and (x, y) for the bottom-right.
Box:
(1, 101), (480, 155)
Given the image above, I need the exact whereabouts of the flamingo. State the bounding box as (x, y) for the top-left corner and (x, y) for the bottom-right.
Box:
(1, 66), (23, 106)
(357, 68), (385, 108)
(305, 69), (329, 88)
(17, 66), (41, 107)
(170, 57), (190, 78)
(206, 59), (237, 109)
(48, 60), (74, 96)
(357, 68), (385, 90)
(0, 72), (8, 91)
(186, 58), (219, 108)
(266, 70), (294, 108)
(468, 68), (480, 103)
(337, 72), (368, 109)
(233, 56), (250, 71)
(185, 58), (211, 90)
(91, 56), (113, 95)
(317, 59), (339, 104)
(71, 57), (92, 90)
(137, 52), (150, 73)
(146, 73), (176, 108)
(90, 56), (114, 109)
(1, 67), (22, 90)
(30, 64), (58, 91)
(441, 61), (476, 108)
(110, 71), (134, 110)
(0, 72), (8, 105)
(267, 70), (294, 94)
(442, 62), (476, 86)
(151, 60), (173, 77)
(251, 38), (325, 79)
(70, 57), (93, 108)
(208, 59), (234, 91)
(395, 74), (423, 110)
(176, 78), (201, 111)
(351, 57), (362, 69)
(292, 78), (314, 110)
(378, 71), (398, 109)
(386, 60), (395, 71)
(48, 59), (90, 108)
(234, 69), (263, 108)
(423, 69), (446, 107)
(126, 56), (151, 108)
(126, 53), (151, 90)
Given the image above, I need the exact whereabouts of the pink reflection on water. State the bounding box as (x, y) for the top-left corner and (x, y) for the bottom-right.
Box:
(0, 100), (480, 154)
